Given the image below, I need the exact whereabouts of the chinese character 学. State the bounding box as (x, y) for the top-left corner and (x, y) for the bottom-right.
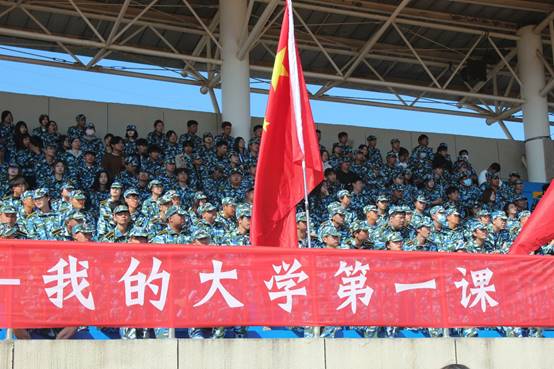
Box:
(194, 260), (244, 308)
(335, 260), (373, 313)
(264, 259), (308, 313)
(119, 257), (170, 311)
(42, 255), (95, 310)
(455, 267), (499, 312)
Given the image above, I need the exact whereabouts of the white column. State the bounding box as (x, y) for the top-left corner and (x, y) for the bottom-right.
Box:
(219, 0), (251, 141)
(517, 25), (550, 182)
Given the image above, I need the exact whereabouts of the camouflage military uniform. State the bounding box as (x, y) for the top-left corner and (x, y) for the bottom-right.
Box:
(26, 209), (61, 240)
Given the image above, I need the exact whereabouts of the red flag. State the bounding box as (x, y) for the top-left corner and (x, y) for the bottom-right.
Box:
(509, 180), (554, 254)
(251, 0), (323, 247)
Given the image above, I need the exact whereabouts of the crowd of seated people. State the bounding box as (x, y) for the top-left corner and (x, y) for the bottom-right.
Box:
(0, 109), (551, 340)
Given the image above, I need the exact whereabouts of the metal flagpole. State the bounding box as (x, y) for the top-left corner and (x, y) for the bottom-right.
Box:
(288, 0), (319, 337)
(301, 160), (312, 249)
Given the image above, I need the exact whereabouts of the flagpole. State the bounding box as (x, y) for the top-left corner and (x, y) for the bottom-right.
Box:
(301, 160), (313, 249)
(286, 0), (314, 249)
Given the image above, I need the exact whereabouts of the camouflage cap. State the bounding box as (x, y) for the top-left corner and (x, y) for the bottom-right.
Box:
(221, 197), (237, 207)
(477, 209), (490, 217)
(194, 192), (207, 201)
(111, 181), (123, 189)
(71, 190), (86, 201)
(376, 194), (389, 202)
(0, 204), (16, 214)
(22, 190), (34, 199)
(470, 222), (488, 233)
(518, 210), (531, 220)
(148, 180), (163, 190)
(124, 188), (139, 198)
(351, 220), (369, 232)
(61, 183), (75, 191)
(129, 227), (149, 238)
(415, 195), (427, 203)
(296, 212), (307, 223)
(71, 224), (94, 235)
(388, 206), (405, 216)
(429, 205), (445, 216)
(165, 190), (179, 198)
(113, 205), (130, 214)
(445, 207), (461, 217)
(33, 188), (49, 199)
(416, 218), (433, 229)
(363, 204), (378, 213)
(366, 134), (377, 141)
(386, 232), (403, 242)
(126, 124), (137, 131)
(401, 205), (413, 214)
(67, 211), (86, 221)
(386, 151), (397, 158)
(192, 229), (211, 241)
(166, 206), (187, 218)
(337, 189), (351, 200)
(491, 211), (507, 220)
(158, 194), (173, 205)
(235, 206), (250, 219)
(328, 203), (345, 217)
(230, 168), (242, 176)
(321, 226), (341, 238)
(198, 202), (217, 214)
(164, 157), (176, 165)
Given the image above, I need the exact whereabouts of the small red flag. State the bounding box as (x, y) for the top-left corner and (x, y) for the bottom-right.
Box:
(251, 0), (324, 247)
(509, 180), (554, 254)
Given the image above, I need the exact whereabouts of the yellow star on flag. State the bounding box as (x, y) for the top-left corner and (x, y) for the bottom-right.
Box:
(263, 119), (270, 132)
(271, 47), (288, 91)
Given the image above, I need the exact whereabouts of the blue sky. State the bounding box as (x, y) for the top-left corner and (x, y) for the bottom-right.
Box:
(0, 45), (548, 140)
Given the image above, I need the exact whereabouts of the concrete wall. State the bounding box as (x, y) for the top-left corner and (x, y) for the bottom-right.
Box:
(1, 338), (554, 369)
(1, 91), (531, 179)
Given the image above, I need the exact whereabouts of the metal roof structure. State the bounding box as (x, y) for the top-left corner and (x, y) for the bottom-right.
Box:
(0, 0), (553, 136)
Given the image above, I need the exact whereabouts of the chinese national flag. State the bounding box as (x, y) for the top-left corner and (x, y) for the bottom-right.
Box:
(509, 180), (554, 254)
(251, 0), (323, 247)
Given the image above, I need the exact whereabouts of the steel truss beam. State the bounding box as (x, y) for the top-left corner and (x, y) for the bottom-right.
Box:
(2, 54), (552, 126)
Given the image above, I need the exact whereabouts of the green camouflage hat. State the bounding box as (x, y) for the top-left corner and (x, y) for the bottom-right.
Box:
(192, 229), (211, 241)
(166, 206), (187, 218)
(321, 226), (341, 238)
(71, 224), (94, 235)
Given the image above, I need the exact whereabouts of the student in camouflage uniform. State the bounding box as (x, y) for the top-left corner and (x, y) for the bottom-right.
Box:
(191, 203), (226, 244)
(26, 188), (61, 240)
(344, 221), (372, 249)
(317, 204), (349, 246)
(217, 197), (237, 232)
(150, 206), (189, 244)
(488, 211), (511, 253)
(440, 208), (466, 252)
(404, 218), (437, 252)
(221, 206), (250, 246)
(100, 205), (132, 243)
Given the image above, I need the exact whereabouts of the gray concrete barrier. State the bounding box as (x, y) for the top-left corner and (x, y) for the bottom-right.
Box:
(2, 338), (554, 369)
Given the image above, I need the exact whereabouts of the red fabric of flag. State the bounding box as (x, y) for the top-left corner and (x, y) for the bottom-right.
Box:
(251, 0), (323, 247)
(509, 180), (554, 254)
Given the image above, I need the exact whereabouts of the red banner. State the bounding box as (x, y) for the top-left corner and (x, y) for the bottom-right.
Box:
(1, 240), (553, 328)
